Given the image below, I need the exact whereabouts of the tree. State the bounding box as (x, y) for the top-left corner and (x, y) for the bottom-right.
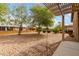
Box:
(5, 15), (14, 25)
(0, 4), (9, 25)
(31, 6), (54, 34)
(42, 19), (54, 31)
(12, 5), (28, 35)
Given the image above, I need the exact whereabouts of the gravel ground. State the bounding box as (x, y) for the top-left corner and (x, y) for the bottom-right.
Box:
(0, 32), (62, 56)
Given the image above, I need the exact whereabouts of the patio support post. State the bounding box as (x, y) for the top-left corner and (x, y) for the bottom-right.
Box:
(62, 15), (65, 41)
(73, 11), (79, 41)
(57, 4), (65, 41)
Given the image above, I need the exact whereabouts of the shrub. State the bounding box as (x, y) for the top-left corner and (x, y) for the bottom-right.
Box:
(36, 27), (42, 32)
(43, 30), (46, 33)
(42, 28), (51, 33)
(47, 30), (51, 33)
(47, 28), (51, 33)
(42, 28), (46, 33)
(52, 27), (59, 33)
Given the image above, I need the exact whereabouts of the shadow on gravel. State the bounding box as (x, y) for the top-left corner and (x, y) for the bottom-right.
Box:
(19, 41), (61, 56)
(0, 33), (45, 43)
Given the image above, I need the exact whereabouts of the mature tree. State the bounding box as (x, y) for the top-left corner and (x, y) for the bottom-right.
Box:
(31, 5), (54, 34)
(0, 4), (9, 25)
(12, 5), (28, 35)
(5, 15), (14, 25)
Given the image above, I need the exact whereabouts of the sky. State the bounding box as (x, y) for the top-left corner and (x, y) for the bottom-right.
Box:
(8, 3), (71, 25)
(54, 13), (71, 25)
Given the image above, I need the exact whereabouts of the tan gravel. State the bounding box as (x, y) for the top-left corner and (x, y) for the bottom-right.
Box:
(0, 32), (62, 56)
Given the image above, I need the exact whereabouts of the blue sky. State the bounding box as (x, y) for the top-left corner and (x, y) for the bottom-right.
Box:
(8, 3), (33, 11)
(54, 13), (71, 25)
(8, 3), (71, 25)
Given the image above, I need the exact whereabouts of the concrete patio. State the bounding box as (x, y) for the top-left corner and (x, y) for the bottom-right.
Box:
(53, 41), (79, 56)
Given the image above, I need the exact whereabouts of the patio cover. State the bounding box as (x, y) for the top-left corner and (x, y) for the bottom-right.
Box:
(44, 3), (79, 41)
(44, 3), (79, 16)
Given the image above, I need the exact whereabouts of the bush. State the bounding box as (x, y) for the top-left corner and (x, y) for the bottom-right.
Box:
(42, 28), (51, 33)
(52, 27), (60, 33)
(36, 27), (42, 32)
(43, 30), (46, 33)
(47, 28), (51, 33)
(42, 28), (46, 33)
(47, 30), (51, 33)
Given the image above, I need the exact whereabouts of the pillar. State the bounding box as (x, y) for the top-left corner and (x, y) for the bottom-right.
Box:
(73, 11), (79, 41)
(62, 15), (65, 41)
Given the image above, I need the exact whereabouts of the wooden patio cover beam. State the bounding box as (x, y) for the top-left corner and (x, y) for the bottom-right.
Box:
(56, 4), (65, 40)
(44, 3), (79, 16)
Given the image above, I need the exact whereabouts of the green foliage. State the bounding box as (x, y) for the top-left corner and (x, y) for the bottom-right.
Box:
(52, 27), (59, 33)
(0, 4), (9, 24)
(12, 5), (28, 35)
(12, 5), (28, 25)
(0, 4), (8, 16)
(42, 19), (54, 27)
(36, 27), (42, 32)
(30, 6), (54, 28)
(56, 22), (62, 31)
(52, 25), (62, 33)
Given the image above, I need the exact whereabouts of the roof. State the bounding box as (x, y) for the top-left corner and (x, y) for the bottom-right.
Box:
(0, 25), (27, 28)
(44, 3), (79, 16)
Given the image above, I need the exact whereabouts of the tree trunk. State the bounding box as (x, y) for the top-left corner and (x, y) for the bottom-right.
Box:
(46, 26), (49, 31)
(38, 31), (41, 35)
(37, 25), (41, 35)
(18, 24), (22, 35)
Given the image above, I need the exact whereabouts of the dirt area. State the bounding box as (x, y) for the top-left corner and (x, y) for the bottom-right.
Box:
(0, 32), (62, 56)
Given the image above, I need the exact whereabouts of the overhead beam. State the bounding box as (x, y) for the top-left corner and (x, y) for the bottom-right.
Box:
(57, 4), (65, 41)
(44, 3), (79, 16)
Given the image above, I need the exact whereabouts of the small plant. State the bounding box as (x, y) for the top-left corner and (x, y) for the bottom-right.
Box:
(52, 27), (59, 33)
(43, 30), (46, 33)
(47, 30), (51, 33)
(42, 28), (46, 33)
(47, 28), (51, 33)
(42, 28), (51, 33)
(36, 27), (42, 34)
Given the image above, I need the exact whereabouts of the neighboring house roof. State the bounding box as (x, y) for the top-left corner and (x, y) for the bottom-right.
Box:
(0, 25), (26, 28)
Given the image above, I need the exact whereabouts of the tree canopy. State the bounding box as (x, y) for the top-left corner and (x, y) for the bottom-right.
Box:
(0, 4), (9, 25)
(0, 4), (8, 16)
(31, 6), (54, 27)
(30, 5), (54, 34)
(12, 5), (28, 25)
(12, 5), (28, 35)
